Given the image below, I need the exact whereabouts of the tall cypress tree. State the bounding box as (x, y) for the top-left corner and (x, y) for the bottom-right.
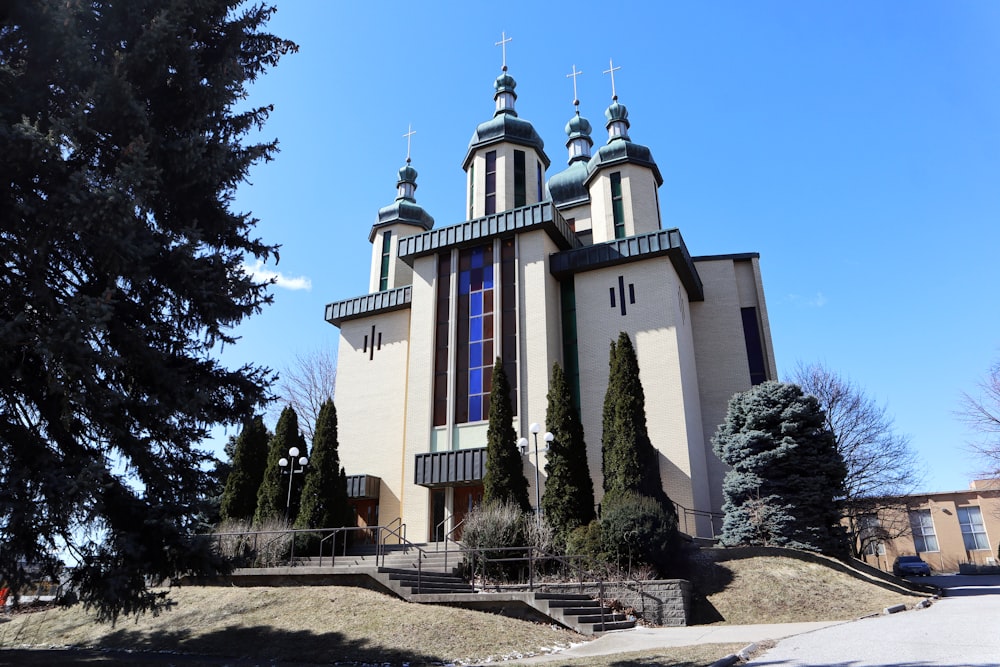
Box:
(713, 381), (848, 555)
(295, 400), (351, 530)
(483, 358), (531, 511)
(220, 416), (271, 522)
(254, 407), (308, 524)
(542, 362), (595, 538)
(601, 332), (670, 506)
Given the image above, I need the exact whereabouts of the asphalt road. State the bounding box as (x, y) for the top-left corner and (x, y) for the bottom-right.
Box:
(745, 574), (1000, 667)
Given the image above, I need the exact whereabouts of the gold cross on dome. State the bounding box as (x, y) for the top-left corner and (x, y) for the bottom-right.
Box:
(403, 124), (415, 163)
(603, 58), (622, 100)
(495, 31), (512, 71)
(567, 65), (583, 106)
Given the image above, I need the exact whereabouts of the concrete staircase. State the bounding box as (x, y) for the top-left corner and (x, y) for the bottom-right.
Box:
(529, 592), (635, 634)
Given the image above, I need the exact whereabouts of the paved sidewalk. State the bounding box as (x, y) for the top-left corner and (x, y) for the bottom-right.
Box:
(516, 621), (842, 663)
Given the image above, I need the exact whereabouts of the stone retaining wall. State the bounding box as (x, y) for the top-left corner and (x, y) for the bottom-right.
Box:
(537, 579), (691, 626)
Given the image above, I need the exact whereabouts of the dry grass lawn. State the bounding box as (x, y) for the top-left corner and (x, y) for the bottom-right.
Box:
(691, 556), (924, 624)
(0, 554), (930, 665)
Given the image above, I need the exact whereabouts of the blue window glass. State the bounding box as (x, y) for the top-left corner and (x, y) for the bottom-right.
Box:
(483, 265), (494, 289)
(469, 368), (482, 394)
(471, 292), (483, 316)
(459, 271), (470, 295)
(471, 248), (484, 268)
(469, 341), (482, 366)
(469, 395), (482, 422)
(470, 318), (483, 342)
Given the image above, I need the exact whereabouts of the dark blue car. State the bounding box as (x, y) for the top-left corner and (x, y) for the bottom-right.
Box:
(893, 555), (932, 576)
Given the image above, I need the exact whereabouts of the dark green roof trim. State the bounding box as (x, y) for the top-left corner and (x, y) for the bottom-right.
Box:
(549, 228), (704, 301)
(692, 252), (761, 262)
(324, 285), (411, 328)
(397, 201), (581, 264)
(584, 139), (663, 187)
(368, 199), (435, 242)
(414, 447), (486, 487)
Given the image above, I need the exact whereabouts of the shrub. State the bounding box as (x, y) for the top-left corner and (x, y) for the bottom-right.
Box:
(566, 520), (606, 570)
(461, 502), (556, 582)
(213, 517), (292, 568)
(600, 492), (678, 576)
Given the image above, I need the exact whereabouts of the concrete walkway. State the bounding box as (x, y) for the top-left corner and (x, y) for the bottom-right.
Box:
(515, 621), (842, 663)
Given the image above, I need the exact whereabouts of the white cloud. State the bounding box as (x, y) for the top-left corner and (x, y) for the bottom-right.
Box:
(787, 291), (828, 308)
(242, 260), (312, 291)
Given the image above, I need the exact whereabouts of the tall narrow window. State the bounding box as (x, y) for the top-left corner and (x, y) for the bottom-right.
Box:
(485, 151), (497, 215)
(468, 163), (475, 219)
(500, 238), (518, 410)
(958, 506), (990, 551)
(611, 172), (625, 239)
(910, 509), (939, 552)
(378, 230), (392, 291)
(514, 150), (526, 207)
(536, 161), (543, 201)
(456, 245), (495, 423)
(432, 252), (452, 426)
(741, 307), (767, 385)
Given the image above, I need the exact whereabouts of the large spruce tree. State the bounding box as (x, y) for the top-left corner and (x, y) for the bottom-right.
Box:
(713, 381), (848, 555)
(255, 407), (308, 524)
(0, 1), (294, 619)
(295, 400), (352, 530)
(220, 417), (272, 522)
(601, 333), (670, 506)
(541, 363), (595, 538)
(483, 359), (531, 511)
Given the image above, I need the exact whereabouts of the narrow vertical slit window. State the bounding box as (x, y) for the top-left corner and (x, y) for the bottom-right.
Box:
(468, 163), (475, 219)
(514, 150), (526, 208)
(536, 161), (543, 201)
(611, 172), (625, 239)
(379, 230), (392, 291)
(485, 151), (497, 215)
(740, 307), (767, 385)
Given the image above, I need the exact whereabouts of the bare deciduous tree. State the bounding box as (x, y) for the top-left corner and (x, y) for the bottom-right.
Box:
(959, 359), (1000, 478)
(271, 346), (337, 441)
(793, 363), (924, 558)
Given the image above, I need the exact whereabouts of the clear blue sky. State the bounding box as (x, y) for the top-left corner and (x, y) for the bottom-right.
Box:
(217, 1), (1000, 494)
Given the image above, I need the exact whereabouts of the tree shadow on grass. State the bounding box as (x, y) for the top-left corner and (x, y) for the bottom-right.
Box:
(91, 624), (446, 665)
(675, 556), (734, 625)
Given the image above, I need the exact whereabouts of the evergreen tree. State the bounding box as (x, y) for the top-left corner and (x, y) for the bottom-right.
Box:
(713, 381), (848, 555)
(483, 358), (531, 512)
(295, 400), (352, 530)
(255, 407), (308, 524)
(601, 333), (670, 506)
(541, 363), (595, 539)
(220, 417), (271, 522)
(0, 1), (294, 619)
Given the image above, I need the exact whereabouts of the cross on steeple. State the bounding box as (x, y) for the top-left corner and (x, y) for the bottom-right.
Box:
(603, 58), (622, 101)
(495, 31), (512, 71)
(403, 124), (416, 164)
(567, 65), (583, 108)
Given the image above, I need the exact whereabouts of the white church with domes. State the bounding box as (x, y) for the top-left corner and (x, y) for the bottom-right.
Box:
(324, 53), (777, 542)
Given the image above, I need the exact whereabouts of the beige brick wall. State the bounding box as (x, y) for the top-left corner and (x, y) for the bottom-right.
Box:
(690, 256), (775, 517)
(367, 223), (422, 293)
(335, 308), (411, 534)
(466, 144), (547, 218)
(588, 164), (662, 243)
(572, 258), (705, 517)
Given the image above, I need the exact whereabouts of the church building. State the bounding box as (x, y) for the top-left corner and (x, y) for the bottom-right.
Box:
(324, 54), (777, 542)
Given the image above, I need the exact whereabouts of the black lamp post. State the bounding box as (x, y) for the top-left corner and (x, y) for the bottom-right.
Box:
(278, 446), (308, 521)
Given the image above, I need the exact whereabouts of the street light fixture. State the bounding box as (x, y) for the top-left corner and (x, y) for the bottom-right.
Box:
(522, 422), (553, 524)
(278, 446), (309, 521)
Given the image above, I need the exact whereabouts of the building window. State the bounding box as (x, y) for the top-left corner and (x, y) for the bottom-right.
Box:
(958, 506), (990, 551)
(857, 515), (886, 556)
(379, 230), (392, 291)
(432, 252), (451, 427)
(740, 307), (767, 385)
(468, 163), (475, 219)
(485, 151), (497, 215)
(456, 245), (495, 423)
(514, 150), (526, 208)
(909, 509), (939, 552)
(500, 238), (518, 411)
(536, 161), (543, 201)
(611, 172), (625, 239)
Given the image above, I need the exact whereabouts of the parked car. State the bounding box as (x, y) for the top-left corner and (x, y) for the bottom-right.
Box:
(893, 555), (932, 576)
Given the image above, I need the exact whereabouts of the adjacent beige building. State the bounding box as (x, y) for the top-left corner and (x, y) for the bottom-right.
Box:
(325, 64), (777, 541)
(857, 480), (1000, 573)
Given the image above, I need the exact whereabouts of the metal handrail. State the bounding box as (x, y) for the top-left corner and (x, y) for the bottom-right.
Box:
(439, 519), (465, 571)
(378, 522), (427, 593)
(671, 500), (724, 538)
(384, 516), (406, 545)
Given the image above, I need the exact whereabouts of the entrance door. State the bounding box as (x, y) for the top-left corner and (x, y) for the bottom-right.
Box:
(452, 484), (483, 540)
(350, 499), (379, 544)
(430, 489), (446, 542)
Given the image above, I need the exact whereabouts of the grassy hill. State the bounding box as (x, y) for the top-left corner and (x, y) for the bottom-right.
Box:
(0, 554), (926, 666)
